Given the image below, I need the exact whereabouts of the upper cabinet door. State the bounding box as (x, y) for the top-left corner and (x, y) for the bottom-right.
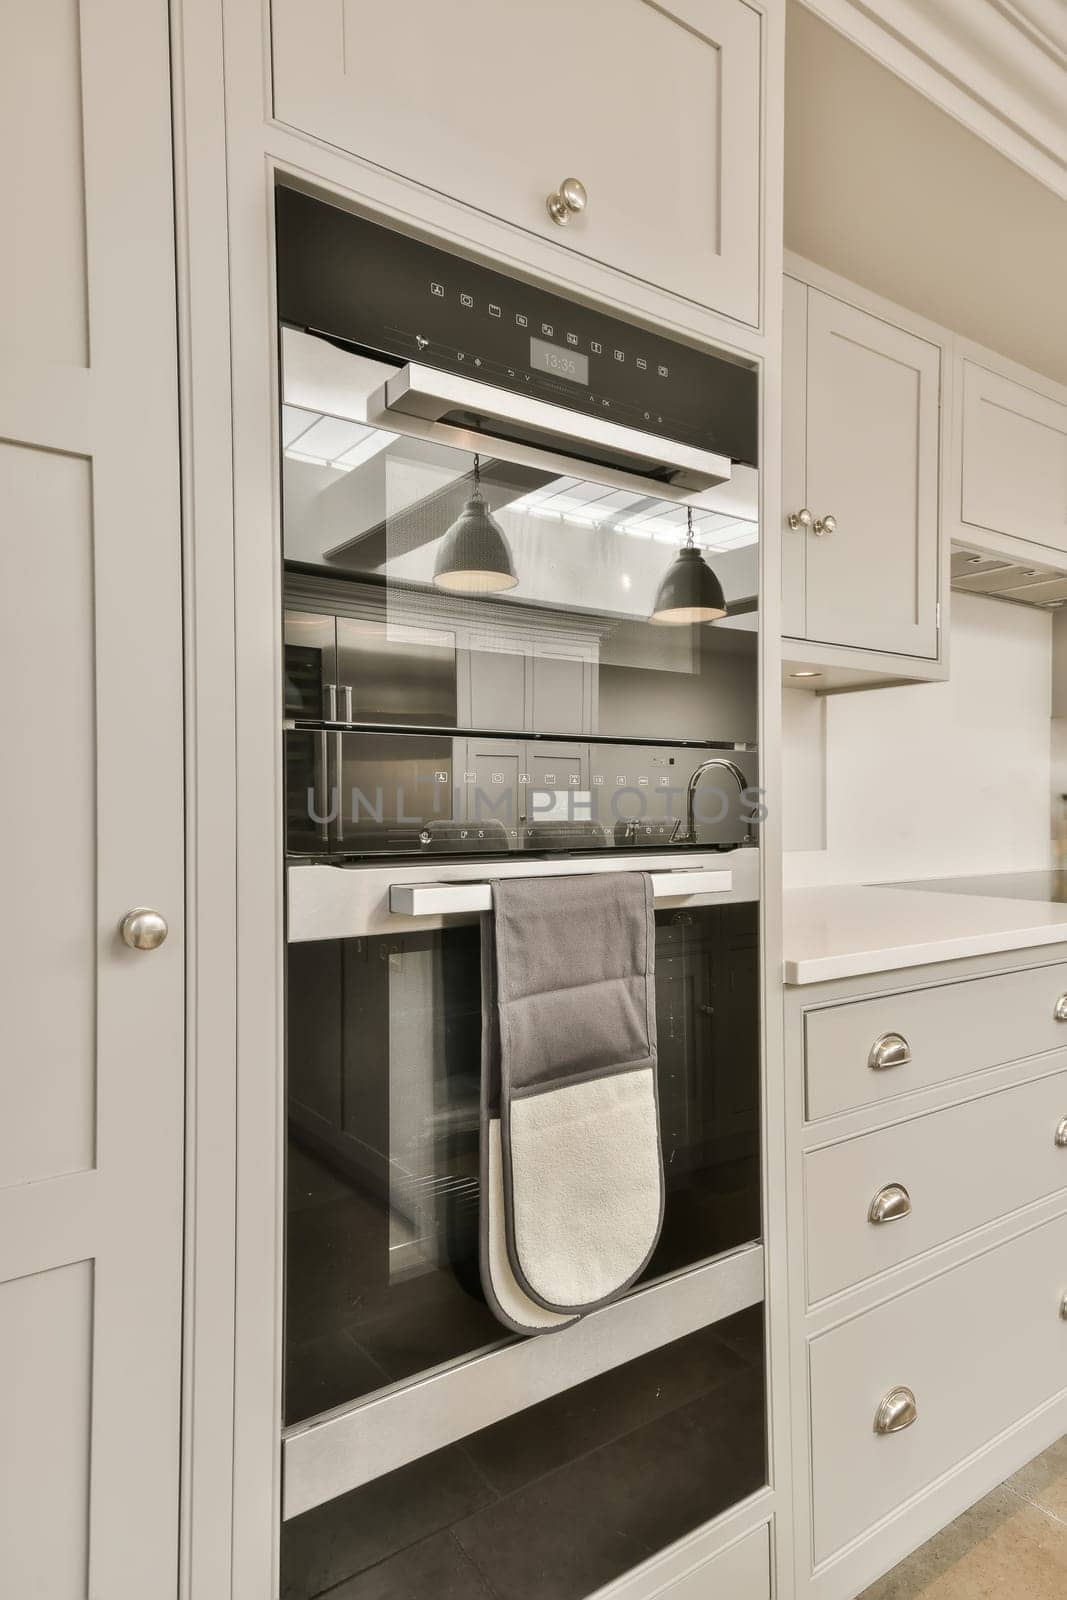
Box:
(802, 289), (941, 659)
(270, 0), (762, 324)
(960, 360), (1067, 554)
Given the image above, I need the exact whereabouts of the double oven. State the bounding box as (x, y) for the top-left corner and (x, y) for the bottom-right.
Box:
(278, 186), (766, 1600)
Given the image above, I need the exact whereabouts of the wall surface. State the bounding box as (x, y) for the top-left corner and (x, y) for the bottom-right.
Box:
(784, 592), (1054, 887)
(785, 1), (1067, 385)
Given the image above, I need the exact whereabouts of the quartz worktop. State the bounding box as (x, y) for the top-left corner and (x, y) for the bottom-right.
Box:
(784, 880), (1067, 985)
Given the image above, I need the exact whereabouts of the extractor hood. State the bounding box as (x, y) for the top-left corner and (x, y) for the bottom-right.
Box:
(951, 545), (1067, 610)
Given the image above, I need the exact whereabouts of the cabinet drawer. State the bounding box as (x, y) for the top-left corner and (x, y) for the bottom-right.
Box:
(270, 0), (762, 323)
(960, 360), (1067, 553)
(810, 1210), (1067, 1562)
(805, 962), (1067, 1120)
(805, 1068), (1067, 1302)
(653, 1523), (769, 1599)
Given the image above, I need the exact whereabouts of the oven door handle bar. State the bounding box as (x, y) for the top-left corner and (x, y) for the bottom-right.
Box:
(388, 869), (733, 919)
(367, 363), (733, 493)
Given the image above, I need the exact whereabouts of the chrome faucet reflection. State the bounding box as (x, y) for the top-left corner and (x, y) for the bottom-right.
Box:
(671, 758), (754, 846)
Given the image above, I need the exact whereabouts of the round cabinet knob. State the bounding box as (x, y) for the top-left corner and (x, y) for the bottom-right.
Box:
(813, 513), (837, 537)
(868, 1183), (912, 1225)
(121, 907), (169, 951)
(868, 1032), (911, 1071)
(1054, 993), (1067, 1022)
(546, 177), (588, 226)
(1055, 1116), (1067, 1148)
(788, 508), (813, 531)
(874, 1386), (918, 1436)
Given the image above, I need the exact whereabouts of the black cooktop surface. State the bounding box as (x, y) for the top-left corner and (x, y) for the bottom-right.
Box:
(888, 870), (1067, 904)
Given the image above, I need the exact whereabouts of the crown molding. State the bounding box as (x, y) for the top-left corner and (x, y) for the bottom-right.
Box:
(799, 0), (1067, 199)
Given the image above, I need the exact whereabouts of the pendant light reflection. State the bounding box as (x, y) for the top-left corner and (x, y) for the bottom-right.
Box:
(650, 507), (727, 625)
(432, 454), (518, 594)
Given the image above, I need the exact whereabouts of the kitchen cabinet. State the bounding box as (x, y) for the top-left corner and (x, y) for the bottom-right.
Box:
(783, 273), (943, 681)
(958, 353), (1067, 555)
(785, 946), (1067, 1600)
(269, 0), (763, 324)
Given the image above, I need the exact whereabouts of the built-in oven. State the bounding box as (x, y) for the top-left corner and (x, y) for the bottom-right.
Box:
(277, 185), (765, 1600)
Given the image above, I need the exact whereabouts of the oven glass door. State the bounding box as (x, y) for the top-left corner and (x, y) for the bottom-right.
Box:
(282, 899), (764, 1599)
(282, 352), (760, 865)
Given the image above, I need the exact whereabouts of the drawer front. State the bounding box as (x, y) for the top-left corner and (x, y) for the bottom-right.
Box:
(805, 962), (1067, 1120)
(805, 1068), (1067, 1302)
(270, 0), (762, 324)
(653, 1523), (769, 1599)
(810, 1210), (1067, 1562)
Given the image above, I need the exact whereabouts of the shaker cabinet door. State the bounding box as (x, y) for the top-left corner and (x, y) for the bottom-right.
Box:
(960, 359), (1067, 554)
(270, 0), (762, 323)
(786, 283), (941, 660)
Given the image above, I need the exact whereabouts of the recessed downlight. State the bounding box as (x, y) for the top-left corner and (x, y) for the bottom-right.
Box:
(789, 670), (822, 679)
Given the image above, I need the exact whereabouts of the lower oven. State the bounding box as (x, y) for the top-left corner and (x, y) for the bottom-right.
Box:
(281, 854), (765, 1600)
(276, 186), (765, 1600)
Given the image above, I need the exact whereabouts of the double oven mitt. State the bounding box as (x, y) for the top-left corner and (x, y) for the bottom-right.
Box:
(480, 872), (664, 1333)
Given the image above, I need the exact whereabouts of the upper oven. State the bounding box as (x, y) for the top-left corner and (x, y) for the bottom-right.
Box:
(277, 187), (762, 868)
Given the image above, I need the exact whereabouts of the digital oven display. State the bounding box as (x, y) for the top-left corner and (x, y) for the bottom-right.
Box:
(529, 336), (589, 386)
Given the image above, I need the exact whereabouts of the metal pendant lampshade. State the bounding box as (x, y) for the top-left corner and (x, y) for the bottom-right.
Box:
(650, 508), (727, 624)
(433, 455), (518, 594)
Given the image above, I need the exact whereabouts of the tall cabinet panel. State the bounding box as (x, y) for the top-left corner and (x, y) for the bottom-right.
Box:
(0, 1), (185, 1595)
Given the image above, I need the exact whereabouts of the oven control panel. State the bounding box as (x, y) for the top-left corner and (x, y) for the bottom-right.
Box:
(276, 185), (757, 468)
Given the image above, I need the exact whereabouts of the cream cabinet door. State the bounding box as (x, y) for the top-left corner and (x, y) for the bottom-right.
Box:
(270, 0), (762, 323)
(787, 284), (941, 659)
(0, 1), (184, 1595)
(960, 359), (1067, 553)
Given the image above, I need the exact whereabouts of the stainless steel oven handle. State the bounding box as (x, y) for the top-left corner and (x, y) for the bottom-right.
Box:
(367, 363), (732, 493)
(333, 732), (344, 845)
(389, 869), (733, 918)
(317, 732), (330, 845)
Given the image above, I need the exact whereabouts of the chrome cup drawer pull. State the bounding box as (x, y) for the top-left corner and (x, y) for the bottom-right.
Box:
(874, 1386), (918, 1436)
(868, 1183), (912, 1225)
(868, 1032), (911, 1071)
(1055, 1116), (1067, 1148)
(1055, 994), (1067, 1022)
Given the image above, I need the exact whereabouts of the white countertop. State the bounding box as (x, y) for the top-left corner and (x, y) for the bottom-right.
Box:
(784, 884), (1067, 985)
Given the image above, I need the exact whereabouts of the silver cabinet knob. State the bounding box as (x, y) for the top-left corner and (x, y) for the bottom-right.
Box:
(868, 1032), (911, 1071)
(546, 177), (588, 226)
(788, 508), (813, 531)
(869, 1183), (912, 1225)
(121, 908), (169, 951)
(1055, 1116), (1067, 1148)
(874, 1386), (917, 1435)
(1054, 993), (1067, 1022)
(813, 513), (837, 537)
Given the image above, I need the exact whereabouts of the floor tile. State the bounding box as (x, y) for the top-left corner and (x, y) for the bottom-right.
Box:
(461, 1318), (752, 1496)
(1006, 1435), (1067, 1524)
(280, 1445), (498, 1600)
(319, 1532), (497, 1600)
(452, 1365), (765, 1600)
(284, 1328), (389, 1426)
(859, 1484), (1067, 1599)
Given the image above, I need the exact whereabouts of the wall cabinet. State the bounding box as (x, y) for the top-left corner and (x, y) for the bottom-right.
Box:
(783, 274), (943, 684)
(269, 0), (763, 325)
(959, 355), (1067, 555)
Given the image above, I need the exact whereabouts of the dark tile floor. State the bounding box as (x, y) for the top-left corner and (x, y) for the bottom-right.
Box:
(280, 1307), (766, 1600)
